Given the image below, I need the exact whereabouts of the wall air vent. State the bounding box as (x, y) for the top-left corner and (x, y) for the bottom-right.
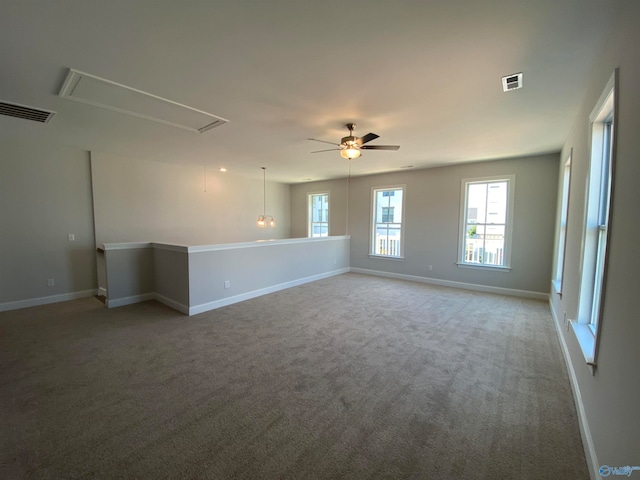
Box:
(0, 100), (55, 123)
(59, 68), (229, 133)
(502, 72), (523, 92)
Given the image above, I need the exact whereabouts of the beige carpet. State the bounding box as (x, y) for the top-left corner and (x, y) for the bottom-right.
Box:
(0, 273), (588, 479)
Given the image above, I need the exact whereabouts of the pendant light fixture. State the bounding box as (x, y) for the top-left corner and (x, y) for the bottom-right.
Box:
(257, 167), (275, 228)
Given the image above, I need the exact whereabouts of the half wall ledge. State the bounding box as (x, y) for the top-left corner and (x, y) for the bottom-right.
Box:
(101, 236), (351, 316)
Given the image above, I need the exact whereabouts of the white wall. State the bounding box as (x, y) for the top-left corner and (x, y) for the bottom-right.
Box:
(291, 153), (559, 295)
(1, 143), (293, 308)
(0, 141), (97, 309)
(91, 152), (291, 245)
(188, 237), (350, 313)
(290, 179), (349, 238)
(549, 1), (640, 475)
(91, 152), (291, 294)
(104, 246), (155, 302)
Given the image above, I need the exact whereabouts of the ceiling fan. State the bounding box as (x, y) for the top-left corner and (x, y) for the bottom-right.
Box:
(309, 123), (400, 159)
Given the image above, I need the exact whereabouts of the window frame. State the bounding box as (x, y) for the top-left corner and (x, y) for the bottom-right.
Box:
(307, 192), (329, 238)
(572, 70), (617, 369)
(553, 151), (572, 295)
(370, 185), (406, 259)
(457, 175), (515, 270)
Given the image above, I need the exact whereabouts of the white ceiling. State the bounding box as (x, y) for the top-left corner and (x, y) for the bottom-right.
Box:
(0, 0), (626, 183)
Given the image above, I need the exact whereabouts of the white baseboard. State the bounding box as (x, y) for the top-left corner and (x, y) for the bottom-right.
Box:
(0, 289), (98, 313)
(106, 293), (155, 308)
(189, 268), (350, 316)
(350, 268), (548, 300)
(102, 268), (350, 316)
(104, 292), (188, 314)
(155, 293), (189, 315)
(98, 287), (107, 297)
(549, 303), (599, 480)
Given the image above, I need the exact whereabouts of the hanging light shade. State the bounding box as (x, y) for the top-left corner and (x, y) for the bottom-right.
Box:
(340, 146), (361, 159)
(257, 167), (275, 228)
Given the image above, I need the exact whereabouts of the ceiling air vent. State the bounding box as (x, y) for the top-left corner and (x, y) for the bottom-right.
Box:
(198, 119), (228, 133)
(59, 68), (229, 133)
(0, 100), (55, 123)
(502, 72), (523, 92)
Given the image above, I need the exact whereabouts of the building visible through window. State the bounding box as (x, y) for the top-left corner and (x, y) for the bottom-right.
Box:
(459, 176), (514, 268)
(381, 207), (394, 223)
(308, 193), (329, 237)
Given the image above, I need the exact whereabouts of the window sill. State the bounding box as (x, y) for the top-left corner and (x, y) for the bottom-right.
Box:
(456, 262), (511, 272)
(570, 320), (596, 367)
(369, 254), (405, 261)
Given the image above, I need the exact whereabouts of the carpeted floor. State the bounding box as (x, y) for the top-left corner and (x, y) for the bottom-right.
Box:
(0, 273), (588, 479)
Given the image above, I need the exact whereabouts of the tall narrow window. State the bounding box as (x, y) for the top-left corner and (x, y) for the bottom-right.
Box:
(574, 71), (616, 366)
(553, 153), (572, 295)
(308, 193), (329, 237)
(458, 175), (515, 268)
(371, 186), (404, 258)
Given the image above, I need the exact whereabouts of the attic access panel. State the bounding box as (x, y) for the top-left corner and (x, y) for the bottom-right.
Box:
(59, 69), (228, 133)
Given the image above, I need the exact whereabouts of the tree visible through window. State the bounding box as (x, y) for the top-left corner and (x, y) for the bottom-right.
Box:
(372, 187), (404, 257)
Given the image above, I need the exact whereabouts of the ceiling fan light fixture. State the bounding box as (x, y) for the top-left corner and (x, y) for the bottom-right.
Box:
(310, 123), (398, 160)
(340, 147), (361, 159)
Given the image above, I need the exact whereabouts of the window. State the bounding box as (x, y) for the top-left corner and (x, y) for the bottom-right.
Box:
(308, 193), (329, 237)
(553, 152), (572, 294)
(381, 207), (394, 223)
(371, 186), (404, 258)
(458, 175), (515, 268)
(573, 71), (616, 366)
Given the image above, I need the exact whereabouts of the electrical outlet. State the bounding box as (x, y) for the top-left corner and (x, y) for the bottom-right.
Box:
(333, 258), (337, 265)
(47, 278), (55, 287)
(428, 265), (433, 271)
(224, 280), (230, 289)
(68, 234), (75, 241)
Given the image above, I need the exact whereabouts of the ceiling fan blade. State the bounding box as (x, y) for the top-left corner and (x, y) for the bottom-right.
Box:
(308, 138), (340, 146)
(361, 145), (400, 150)
(311, 148), (341, 153)
(359, 133), (380, 145)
